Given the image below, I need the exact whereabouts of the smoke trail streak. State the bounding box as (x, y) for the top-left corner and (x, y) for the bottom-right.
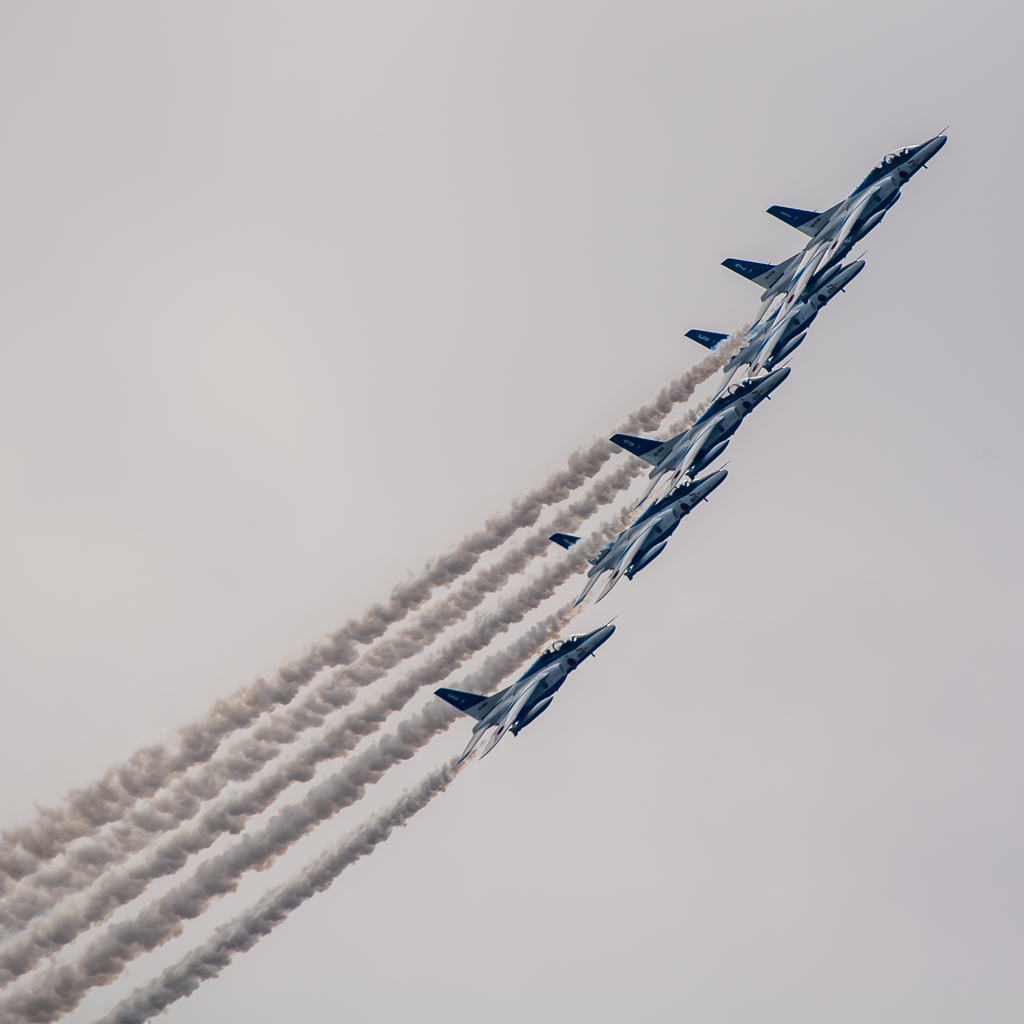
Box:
(0, 458), (651, 937)
(0, 594), (584, 1022)
(91, 758), (464, 1024)
(0, 517), (617, 994)
(0, 603), (573, 990)
(0, 385), (728, 1016)
(1, 387), (718, 957)
(0, 386), (719, 946)
(0, 465), (635, 936)
(0, 334), (742, 894)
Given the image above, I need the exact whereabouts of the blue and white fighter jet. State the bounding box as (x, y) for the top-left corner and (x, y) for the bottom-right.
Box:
(687, 260), (864, 381)
(721, 134), (946, 308)
(436, 624), (616, 763)
(552, 469), (728, 605)
(767, 133), (948, 255)
(611, 368), (790, 508)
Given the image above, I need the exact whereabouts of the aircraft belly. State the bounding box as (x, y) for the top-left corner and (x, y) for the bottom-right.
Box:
(511, 695), (555, 735)
(627, 538), (670, 578)
(713, 417), (740, 443)
(631, 526), (675, 566)
(642, 519), (676, 550)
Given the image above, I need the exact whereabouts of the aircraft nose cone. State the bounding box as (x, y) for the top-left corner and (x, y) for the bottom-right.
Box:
(589, 624), (616, 648)
(695, 468), (728, 496)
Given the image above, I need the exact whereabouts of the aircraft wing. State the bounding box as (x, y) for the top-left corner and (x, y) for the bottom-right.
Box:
(478, 675), (548, 759)
(632, 417), (722, 509)
(824, 187), (878, 258)
(788, 244), (828, 304)
(593, 518), (663, 603)
(750, 297), (806, 374)
(657, 411), (728, 492)
(574, 571), (604, 607)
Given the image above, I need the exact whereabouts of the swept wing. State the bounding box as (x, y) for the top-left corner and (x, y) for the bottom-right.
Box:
(593, 521), (663, 603)
(477, 675), (548, 760)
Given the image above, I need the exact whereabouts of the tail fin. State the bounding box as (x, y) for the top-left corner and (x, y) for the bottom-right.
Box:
(685, 329), (728, 350)
(435, 688), (489, 720)
(767, 205), (819, 231)
(549, 533), (580, 550)
(437, 685), (512, 723)
(609, 433), (666, 466)
(722, 258), (774, 283)
(722, 252), (801, 292)
(768, 201), (842, 238)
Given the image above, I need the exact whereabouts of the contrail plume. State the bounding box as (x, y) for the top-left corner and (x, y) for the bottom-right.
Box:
(0, 604), (571, 984)
(0, 465), (641, 937)
(0, 381), (718, 946)
(94, 759), (464, 1024)
(0, 333), (742, 894)
(0, 519), (615, 993)
(0, 598), (584, 1022)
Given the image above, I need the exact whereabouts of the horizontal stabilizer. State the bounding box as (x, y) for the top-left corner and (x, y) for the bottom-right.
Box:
(435, 688), (488, 719)
(767, 205), (819, 231)
(722, 257), (775, 282)
(549, 533), (580, 550)
(610, 433), (665, 467)
(685, 329), (728, 350)
(722, 252), (801, 293)
(770, 201), (843, 238)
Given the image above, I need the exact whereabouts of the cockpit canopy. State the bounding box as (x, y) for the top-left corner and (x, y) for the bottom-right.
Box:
(723, 376), (760, 398)
(636, 476), (698, 523)
(516, 633), (589, 680)
(694, 374), (761, 425)
(547, 634), (586, 653)
(851, 145), (919, 196)
(880, 146), (914, 167)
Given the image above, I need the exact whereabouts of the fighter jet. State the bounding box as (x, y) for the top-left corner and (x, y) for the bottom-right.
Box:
(721, 134), (946, 304)
(774, 132), (949, 245)
(552, 469), (727, 605)
(436, 624), (616, 763)
(611, 367), (790, 508)
(687, 260), (864, 380)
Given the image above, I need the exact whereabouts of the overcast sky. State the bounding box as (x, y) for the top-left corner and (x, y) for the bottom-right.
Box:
(1, 2), (1022, 1022)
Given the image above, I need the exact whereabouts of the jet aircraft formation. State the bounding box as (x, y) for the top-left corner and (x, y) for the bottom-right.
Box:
(438, 134), (946, 762)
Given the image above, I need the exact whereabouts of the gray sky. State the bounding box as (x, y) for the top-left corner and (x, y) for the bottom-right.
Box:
(1, 2), (1022, 1022)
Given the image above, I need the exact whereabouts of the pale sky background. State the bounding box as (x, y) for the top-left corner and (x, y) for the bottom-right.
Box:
(0, 2), (1022, 1022)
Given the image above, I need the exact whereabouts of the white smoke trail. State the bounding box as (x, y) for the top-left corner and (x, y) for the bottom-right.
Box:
(0, 519), (616, 995)
(0, 375), (733, 1016)
(0, 599), (583, 1022)
(0, 334), (742, 894)
(0, 464), (638, 937)
(0, 382), (722, 944)
(94, 757), (462, 1019)
(89, 756), (464, 1024)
